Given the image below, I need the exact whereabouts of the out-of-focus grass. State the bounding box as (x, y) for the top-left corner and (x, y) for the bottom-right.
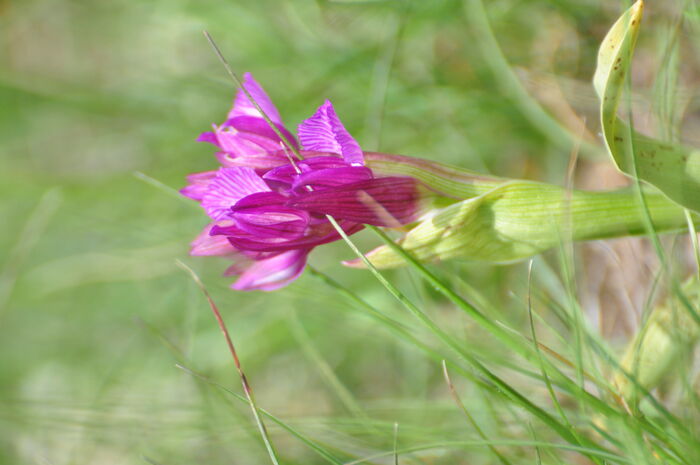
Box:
(1, 0), (699, 464)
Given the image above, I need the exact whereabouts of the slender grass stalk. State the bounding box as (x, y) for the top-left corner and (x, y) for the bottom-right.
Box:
(176, 261), (281, 465)
(176, 364), (345, 465)
(685, 210), (700, 277)
(133, 172), (199, 206)
(138, 298), (346, 464)
(344, 439), (629, 465)
(0, 188), (62, 318)
(526, 262), (571, 433)
(366, 225), (533, 358)
(442, 360), (513, 465)
(202, 31), (303, 163)
(307, 265), (501, 393)
(289, 314), (368, 418)
(393, 422), (399, 465)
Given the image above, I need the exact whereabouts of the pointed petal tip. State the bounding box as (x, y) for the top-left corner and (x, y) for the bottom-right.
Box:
(179, 186), (199, 201)
(197, 131), (218, 145)
(341, 244), (397, 270)
(230, 249), (309, 291)
(341, 258), (364, 268)
(298, 100), (364, 165)
(229, 73), (283, 124)
(190, 223), (238, 256)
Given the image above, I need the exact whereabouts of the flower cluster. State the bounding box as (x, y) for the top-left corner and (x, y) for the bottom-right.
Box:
(182, 73), (427, 290)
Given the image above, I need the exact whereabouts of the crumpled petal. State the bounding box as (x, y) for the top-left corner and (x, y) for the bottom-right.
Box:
(198, 125), (276, 155)
(231, 192), (310, 240)
(263, 155), (346, 186)
(298, 100), (364, 166)
(234, 208), (309, 239)
(228, 72), (283, 125)
(216, 151), (289, 170)
(226, 116), (298, 150)
(201, 167), (271, 221)
(198, 119), (297, 160)
(231, 191), (288, 209)
(231, 249), (309, 291)
(213, 219), (364, 252)
(288, 177), (425, 227)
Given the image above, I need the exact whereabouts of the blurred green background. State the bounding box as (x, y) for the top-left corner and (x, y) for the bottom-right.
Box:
(1, 1), (698, 464)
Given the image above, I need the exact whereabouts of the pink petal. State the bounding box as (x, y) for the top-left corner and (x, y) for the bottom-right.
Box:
(201, 122), (288, 156)
(228, 72), (283, 125)
(197, 131), (219, 146)
(201, 167), (270, 221)
(235, 209), (309, 239)
(227, 116), (298, 150)
(190, 222), (239, 256)
(181, 170), (218, 202)
(291, 166), (373, 193)
(214, 125), (278, 155)
(263, 155), (347, 186)
(298, 100), (364, 166)
(214, 219), (364, 252)
(232, 192), (310, 240)
(216, 151), (289, 170)
(232, 249), (309, 291)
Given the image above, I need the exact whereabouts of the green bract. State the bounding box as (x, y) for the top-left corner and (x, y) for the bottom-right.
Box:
(614, 277), (700, 404)
(594, 0), (700, 212)
(347, 180), (688, 269)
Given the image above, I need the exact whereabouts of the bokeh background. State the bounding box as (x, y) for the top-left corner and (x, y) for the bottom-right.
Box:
(1, 1), (699, 464)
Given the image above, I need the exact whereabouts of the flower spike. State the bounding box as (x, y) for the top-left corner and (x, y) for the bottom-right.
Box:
(183, 74), (433, 290)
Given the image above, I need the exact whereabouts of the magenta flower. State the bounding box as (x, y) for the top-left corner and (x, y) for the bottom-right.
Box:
(182, 73), (430, 291)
